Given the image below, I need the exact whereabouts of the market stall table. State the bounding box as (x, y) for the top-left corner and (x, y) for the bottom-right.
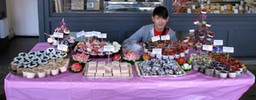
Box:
(4, 42), (255, 100)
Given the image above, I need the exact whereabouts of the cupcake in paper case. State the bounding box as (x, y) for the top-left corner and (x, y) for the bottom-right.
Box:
(207, 31), (215, 38)
(27, 62), (38, 68)
(198, 32), (205, 39)
(37, 69), (46, 78)
(10, 60), (20, 71)
(59, 59), (70, 73)
(229, 70), (236, 78)
(16, 65), (28, 75)
(26, 70), (36, 79)
(22, 68), (30, 77)
(58, 52), (67, 58)
(28, 51), (37, 56)
(51, 66), (59, 76)
(27, 54), (36, 60)
(193, 20), (200, 25)
(43, 66), (51, 76)
(201, 9), (207, 14)
(37, 50), (45, 55)
(40, 56), (50, 61)
(18, 52), (28, 58)
(13, 56), (24, 62)
(39, 60), (48, 65)
(220, 71), (228, 78)
(46, 48), (56, 54)
(183, 36), (190, 43)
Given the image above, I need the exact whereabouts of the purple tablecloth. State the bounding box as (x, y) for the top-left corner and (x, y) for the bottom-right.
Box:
(4, 43), (255, 100)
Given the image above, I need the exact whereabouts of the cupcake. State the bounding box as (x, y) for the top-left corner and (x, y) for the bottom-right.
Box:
(18, 52), (28, 57)
(27, 62), (38, 68)
(10, 61), (20, 71)
(220, 71), (228, 78)
(39, 59), (48, 65)
(44, 67), (51, 76)
(26, 70), (36, 79)
(22, 68), (30, 77)
(28, 51), (37, 56)
(51, 66), (59, 75)
(37, 69), (46, 78)
(59, 64), (68, 73)
(201, 9), (207, 14)
(47, 37), (55, 44)
(193, 20), (200, 25)
(183, 36), (190, 43)
(17, 65), (27, 75)
(228, 71), (236, 78)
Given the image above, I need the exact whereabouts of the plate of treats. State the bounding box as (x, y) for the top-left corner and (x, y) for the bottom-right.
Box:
(135, 58), (186, 77)
(83, 61), (133, 78)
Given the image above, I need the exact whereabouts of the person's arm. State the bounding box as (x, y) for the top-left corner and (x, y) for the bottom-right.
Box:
(122, 26), (146, 45)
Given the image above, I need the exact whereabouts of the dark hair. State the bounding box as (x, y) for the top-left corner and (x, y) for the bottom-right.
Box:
(153, 6), (168, 19)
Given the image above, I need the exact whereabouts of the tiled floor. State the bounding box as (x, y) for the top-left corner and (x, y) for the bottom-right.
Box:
(0, 37), (255, 100)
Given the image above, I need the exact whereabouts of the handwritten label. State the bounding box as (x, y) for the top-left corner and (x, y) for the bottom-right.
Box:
(53, 32), (64, 38)
(103, 46), (115, 52)
(98, 33), (107, 38)
(152, 48), (162, 55)
(189, 29), (195, 33)
(202, 45), (213, 51)
(161, 35), (170, 40)
(151, 36), (160, 42)
(84, 33), (92, 37)
(214, 40), (223, 46)
(223, 47), (234, 53)
(57, 45), (68, 52)
(93, 31), (101, 37)
(76, 31), (85, 38)
(187, 8), (191, 14)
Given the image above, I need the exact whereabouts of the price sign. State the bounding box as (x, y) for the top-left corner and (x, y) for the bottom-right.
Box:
(152, 48), (162, 55)
(98, 33), (107, 38)
(189, 29), (195, 33)
(53, 32), (64, 38)
(202, 45), (213, 51)
(151, 36), (160, 42)
(223, 47), (234, 53)
(214, 10), (220, 14)
(161, 35), (170, 40)
(93, 31), (101, 37)
(57, 44), (68, 52)
(84, 32), (92, 37)
(214, 40), (223, 46)
(103, 46), (115, 52)
(76, 31), (85, 38)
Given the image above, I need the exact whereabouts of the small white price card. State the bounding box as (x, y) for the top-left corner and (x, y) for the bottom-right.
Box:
(152, 48), (162, 55)
(53, 32), (64, 38)
(98, 33), (107, 38)
(161, 35), (170, 40)
(151, 36), (160, 42)
(93, 31), (101, 37)
(223, 47), (234, 53)
(214, 40), (223, 46)
(57, 44), (68, 52)
(103, 46), (115, 52)
(76, 31), (85, 38)
(84, 33), (92, 37)
(202, 45), (213, 51)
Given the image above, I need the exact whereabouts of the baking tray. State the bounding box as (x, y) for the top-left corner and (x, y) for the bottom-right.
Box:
(135, 61), (186, 77)
(83, 63), (133, 78)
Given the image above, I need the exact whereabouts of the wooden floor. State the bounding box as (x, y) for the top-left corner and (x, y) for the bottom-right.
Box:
(0, 37), (255, 100)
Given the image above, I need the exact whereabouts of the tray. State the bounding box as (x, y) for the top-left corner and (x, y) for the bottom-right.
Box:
(83, 63), (133, 78)
(135, 61), (186, 77)
(9, 58), (70, 78)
